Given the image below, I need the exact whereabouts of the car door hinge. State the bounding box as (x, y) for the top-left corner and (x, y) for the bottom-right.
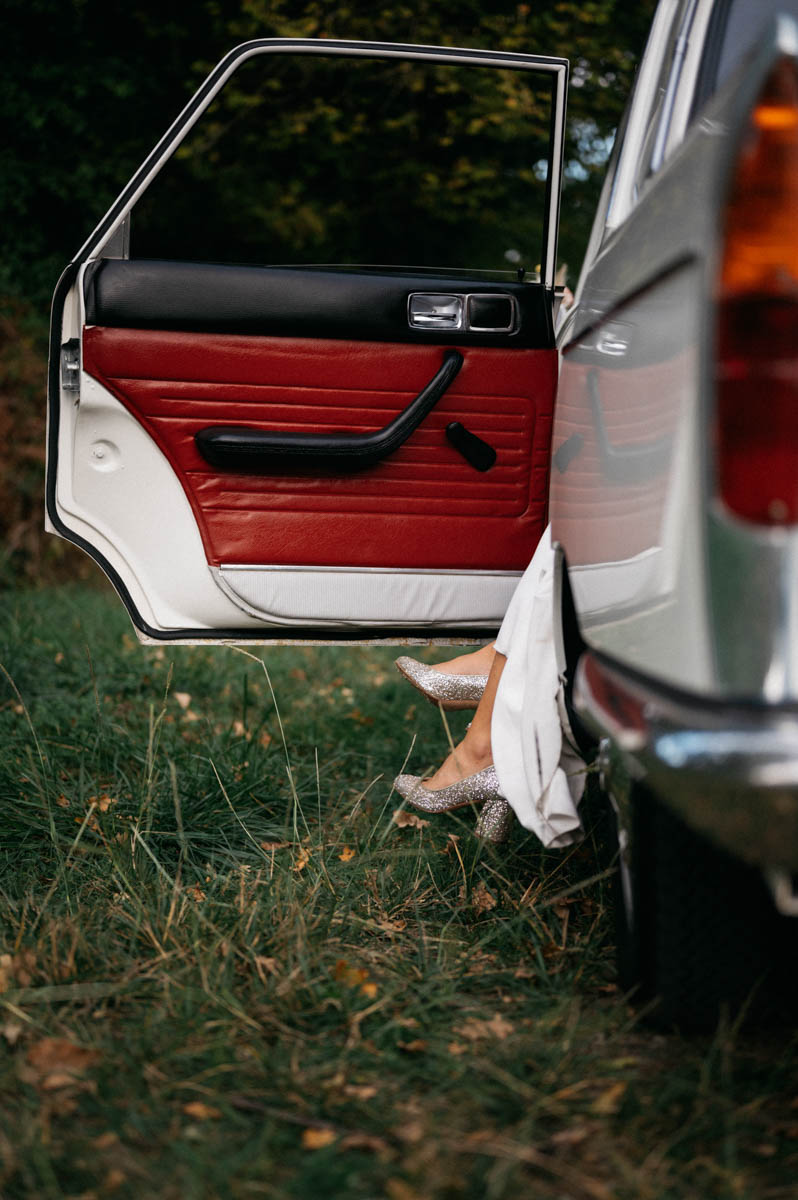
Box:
(61, 339), (81, 398)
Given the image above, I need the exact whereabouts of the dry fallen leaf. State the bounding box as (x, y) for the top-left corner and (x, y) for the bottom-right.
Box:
(483, 1013), (515, 1040)
(42, 1071), (89, 1092)
(333, 960), (377, 997)
(2, 1020), (24, 1046)
(553, 1081), (590, 1101)
(392, 809), (429, 830)
(453, 1013), (514, 1042)
(464, 1130), (496, 1146)
(293, 847), (311, 872)
(343, 1084), (378, 1101)
(334, 960), (365, 985)
(471, 881), (497, 913)
(187, 883), (206, 902)
(253, 955), (279, 982)
(549, 1125), (592, 1148)
(174, 692), (192, 709)
(302, 1127), (337, 1150)
(591, 1081), (627, 1115)
(6, 950), (36, 988)
(259, 730), (273, 749)
(345, 707), (375, 726)
(447, 1041), (468, 1056)
(92, 1131), (120, 1149)
(338, 846), (356, 862)
(385, 1181), (424, 1200)
(26, 1037), (101, 1089)
(339, 1132), (392, 1157)
(394, 1119), (425, 1145)
(395, 1015), (419, 1030)
(182, 1100), (222, 1120)
(398, 1039), (427, 1054)
(260, 840), (290, 851)
(376, 917), (407, 935)
(0, 955), (13, 993)
(56, 794), (70, 808)
(91, 794), (116, 813)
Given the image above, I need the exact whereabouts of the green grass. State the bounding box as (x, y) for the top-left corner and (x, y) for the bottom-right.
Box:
(1, 582), (798, 1199)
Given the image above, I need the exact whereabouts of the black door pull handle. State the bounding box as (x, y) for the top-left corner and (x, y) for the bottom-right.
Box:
(196, 350), (463, 473)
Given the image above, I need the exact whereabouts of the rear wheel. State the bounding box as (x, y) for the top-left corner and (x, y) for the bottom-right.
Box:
(617, 785), (798, 1030)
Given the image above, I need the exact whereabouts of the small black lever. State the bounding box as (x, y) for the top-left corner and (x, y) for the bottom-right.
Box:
(445, 421), (497, 472)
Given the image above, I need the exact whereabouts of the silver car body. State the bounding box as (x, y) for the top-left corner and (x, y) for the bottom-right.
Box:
(552, 1), (798, 888)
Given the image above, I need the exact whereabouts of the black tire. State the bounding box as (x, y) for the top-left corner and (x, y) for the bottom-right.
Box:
(616, 784), (798, 1031)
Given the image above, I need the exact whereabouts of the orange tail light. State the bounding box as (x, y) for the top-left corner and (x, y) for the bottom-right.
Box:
(716, 58), (798, 525)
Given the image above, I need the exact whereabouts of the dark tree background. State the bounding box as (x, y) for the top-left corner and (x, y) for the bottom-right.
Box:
(1, 0), (655, 306)
(0, 0), (654, 583)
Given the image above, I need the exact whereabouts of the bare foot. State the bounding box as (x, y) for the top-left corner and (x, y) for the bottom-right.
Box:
(431, 643), (495, 677)
(422, 737), (492, 790)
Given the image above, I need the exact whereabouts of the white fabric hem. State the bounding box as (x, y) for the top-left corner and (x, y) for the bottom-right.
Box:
(491, 525), (586, 849)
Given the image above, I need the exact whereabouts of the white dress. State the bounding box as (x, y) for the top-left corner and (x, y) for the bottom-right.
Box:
(491, 525), (586, 848)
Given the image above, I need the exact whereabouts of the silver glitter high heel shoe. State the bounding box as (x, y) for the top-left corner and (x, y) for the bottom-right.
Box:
(473, 793), (514, 843)
(393, 765), (513, 843)
(394, 656), (488, 710)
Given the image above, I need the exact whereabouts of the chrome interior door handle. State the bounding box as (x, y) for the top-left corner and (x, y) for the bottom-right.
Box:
(408, 292), (518, 334)
(408, 294), (464, 329)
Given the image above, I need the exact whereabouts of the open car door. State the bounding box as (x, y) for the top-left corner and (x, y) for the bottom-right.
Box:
(46, 39), (567, 642)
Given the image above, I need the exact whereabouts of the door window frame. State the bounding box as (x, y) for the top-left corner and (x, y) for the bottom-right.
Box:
(74, 39), (569, 292)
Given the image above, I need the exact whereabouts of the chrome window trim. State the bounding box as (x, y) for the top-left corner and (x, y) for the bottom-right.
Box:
(649, 0), (703, 172)
(75, 39), (569, 292)
(606, 0), (689, 230)
(658, 0), (718, 165)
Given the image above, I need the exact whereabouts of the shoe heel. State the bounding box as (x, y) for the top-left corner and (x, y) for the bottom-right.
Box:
(474, 795), (513, 844)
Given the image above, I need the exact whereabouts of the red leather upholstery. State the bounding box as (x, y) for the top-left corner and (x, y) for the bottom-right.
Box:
(83, 327), (556, 569)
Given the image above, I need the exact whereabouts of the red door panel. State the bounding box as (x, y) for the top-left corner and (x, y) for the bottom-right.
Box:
(83, 327), (556, 570)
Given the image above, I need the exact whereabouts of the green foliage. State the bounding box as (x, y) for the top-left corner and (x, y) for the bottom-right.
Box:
(0, 0), (237, 304)
(136, 54), (555, 274)
(1, 0), (655, 306)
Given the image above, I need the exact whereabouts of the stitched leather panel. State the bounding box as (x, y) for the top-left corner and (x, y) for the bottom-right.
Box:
(83, 327), (556, 570)
(84, 260), (554, 349)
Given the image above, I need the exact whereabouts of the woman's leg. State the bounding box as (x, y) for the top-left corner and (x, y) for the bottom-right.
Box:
(428, 641), (496, 676)
(420, 651), (506, 789)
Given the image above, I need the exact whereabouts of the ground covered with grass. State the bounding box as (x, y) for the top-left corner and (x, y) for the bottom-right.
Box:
(1, 583), (797, 1199)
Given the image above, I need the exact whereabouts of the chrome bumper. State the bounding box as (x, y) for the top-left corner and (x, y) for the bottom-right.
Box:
(574, 652), (798, 873)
